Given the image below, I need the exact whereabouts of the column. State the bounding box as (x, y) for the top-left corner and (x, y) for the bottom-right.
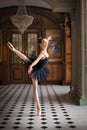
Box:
(80, 0), (87, 105)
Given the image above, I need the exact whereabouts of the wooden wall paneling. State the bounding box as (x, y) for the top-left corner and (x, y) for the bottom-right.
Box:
(0, 7), (65, 85)
(63, 13), (72, 85)
(0, 63), (2, 84)
(0, 30), (2, 84)
(10, 65), (24, 82)
(47, 62), (63, 84)
(1, 30), (10, 84)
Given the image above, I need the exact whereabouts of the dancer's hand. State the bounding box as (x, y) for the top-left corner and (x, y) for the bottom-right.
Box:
(47, 35), (52, 41)
(28, 66), (33, 75)
(7, 42), (15, 51)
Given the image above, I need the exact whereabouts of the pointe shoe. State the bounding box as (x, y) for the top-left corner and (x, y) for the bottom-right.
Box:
(37, 107), (41, 116)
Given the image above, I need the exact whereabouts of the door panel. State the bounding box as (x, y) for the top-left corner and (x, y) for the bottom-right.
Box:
(9, 31), (39, 83)
(9, 33), (25, 83)
(12, 34), (23, 64)
(27, 33), (38, 56)
(46, 63), (63, 84)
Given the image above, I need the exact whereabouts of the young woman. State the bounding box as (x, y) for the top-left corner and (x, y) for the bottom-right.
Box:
(7, 36), (51, 116)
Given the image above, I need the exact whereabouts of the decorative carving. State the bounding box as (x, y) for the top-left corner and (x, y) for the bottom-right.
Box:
(65, 13), (71, 37)
(70, 8), (75, 22)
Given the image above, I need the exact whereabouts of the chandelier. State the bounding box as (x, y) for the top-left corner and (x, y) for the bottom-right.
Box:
(11, 0), (34, 34)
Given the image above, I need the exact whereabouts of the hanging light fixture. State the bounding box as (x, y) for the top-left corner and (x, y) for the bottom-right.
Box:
(11, 0), (34, 34)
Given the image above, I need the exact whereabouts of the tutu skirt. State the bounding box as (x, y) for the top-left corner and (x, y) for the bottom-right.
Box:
(24, 54), (49, 81)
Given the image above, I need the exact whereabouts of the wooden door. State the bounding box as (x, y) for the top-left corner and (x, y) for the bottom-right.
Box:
(25, 32), (38, 83)
(9, 31), (38, 84)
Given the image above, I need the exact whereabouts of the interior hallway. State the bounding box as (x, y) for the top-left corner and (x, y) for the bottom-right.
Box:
(0, 84), (87, 130)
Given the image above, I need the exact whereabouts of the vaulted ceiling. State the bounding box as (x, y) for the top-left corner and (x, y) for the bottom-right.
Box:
(0, 0), (76, 12)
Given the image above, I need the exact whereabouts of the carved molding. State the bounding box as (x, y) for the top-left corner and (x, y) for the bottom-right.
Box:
(43, 0), (76, 12)
(69, 8), (76, 22)
(0, 0), (76, 13)
(42, 0), (55, 10)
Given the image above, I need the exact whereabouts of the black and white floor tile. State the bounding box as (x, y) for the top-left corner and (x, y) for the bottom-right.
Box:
(0, 84), (87, 130)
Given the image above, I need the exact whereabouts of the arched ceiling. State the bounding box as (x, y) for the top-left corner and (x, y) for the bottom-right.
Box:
(0, 0), (52, 9)
(0, 0), (76, 12)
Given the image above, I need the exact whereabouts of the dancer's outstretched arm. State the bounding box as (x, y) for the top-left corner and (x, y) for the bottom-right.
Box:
(47, 35), (52, 41)
(7, 42), (29, 62)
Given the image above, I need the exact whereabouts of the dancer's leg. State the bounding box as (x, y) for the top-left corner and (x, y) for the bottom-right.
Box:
(32, 77), (41, 116)
(7, 42), (29, 62)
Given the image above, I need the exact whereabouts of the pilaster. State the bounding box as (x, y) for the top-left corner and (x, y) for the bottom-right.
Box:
(80, 0), (87, 105)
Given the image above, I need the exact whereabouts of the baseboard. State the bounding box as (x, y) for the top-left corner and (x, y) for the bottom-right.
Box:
(80, 98), (87, 106)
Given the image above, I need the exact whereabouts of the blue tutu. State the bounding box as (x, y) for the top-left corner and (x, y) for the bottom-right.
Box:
(24, 54), (49, 81)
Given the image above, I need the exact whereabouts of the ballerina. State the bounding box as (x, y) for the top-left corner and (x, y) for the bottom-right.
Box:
(7, 36), (52, 116)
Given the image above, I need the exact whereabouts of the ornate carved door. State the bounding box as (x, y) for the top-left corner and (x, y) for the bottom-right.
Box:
(9, 30), (38, 84)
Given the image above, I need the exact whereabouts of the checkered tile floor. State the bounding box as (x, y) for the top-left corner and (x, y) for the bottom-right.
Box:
(0, 84), (87, 130)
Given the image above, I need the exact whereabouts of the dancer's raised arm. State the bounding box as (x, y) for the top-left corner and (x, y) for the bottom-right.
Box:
(46, 35), (52, 41)
(7, 42), (29, 62)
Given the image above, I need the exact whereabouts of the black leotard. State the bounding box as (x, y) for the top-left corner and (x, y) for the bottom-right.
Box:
(24, 55), (49, 81)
